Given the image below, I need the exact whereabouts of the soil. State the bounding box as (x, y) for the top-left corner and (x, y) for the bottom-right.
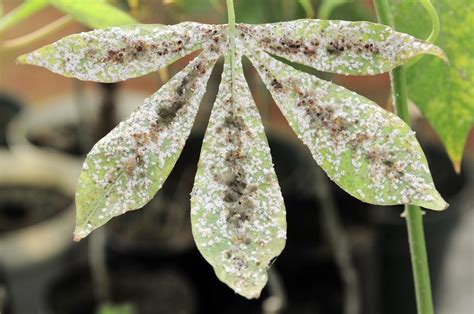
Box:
(0, 186), (71, 233)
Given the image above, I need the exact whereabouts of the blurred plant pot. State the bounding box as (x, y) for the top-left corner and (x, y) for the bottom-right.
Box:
(6, 87), (146, 175)
(46, 264), (197, 314)
(0, 150), (76, 270)
(371, 143), (469, 314)
(0, 93), (22, 148)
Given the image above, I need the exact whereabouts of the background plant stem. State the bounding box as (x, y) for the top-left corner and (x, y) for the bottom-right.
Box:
(312, 168), (360, 314)
(374, 1), (435, 314)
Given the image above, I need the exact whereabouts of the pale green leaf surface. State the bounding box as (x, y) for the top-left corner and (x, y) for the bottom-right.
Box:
(19, 16), (453, 298)
(191, 54), (286, 299)
(48, 0), (137, 29)
(238, 19), (447, 75)
(17, 22), (223, 82)
(391, 0), (474, 170)
(74, 50), (219, 239)
(246, 47), (447, 210)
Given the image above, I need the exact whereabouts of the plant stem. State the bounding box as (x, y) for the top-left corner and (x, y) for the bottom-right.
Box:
(419, 0), (440, 44)
(374, 1), (435, 314)
(298, 0), (315, 19)
(407, 0), (440, 67)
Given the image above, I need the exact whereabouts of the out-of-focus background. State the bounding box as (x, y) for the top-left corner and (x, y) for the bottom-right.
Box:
(0, 1), (472, 314)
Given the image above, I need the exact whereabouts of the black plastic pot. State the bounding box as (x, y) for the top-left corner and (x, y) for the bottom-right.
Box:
(0, 93), (22, 148)
(47, 264), (197, 314)
(371, 143), (469, 314)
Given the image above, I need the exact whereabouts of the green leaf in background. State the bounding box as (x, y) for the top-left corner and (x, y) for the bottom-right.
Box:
(0, 0), (48, 33)
(391, 0), (474, 172)
(317, 0), (350, 19)
(298, 0), (315, 18)
(48, 0), (137, 29)
(191, 53), (286, 299)
(97, 303), (136, 314)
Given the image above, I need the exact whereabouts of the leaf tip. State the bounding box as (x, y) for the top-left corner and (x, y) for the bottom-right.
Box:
(428, 196), (449, 211)
(438, 49), (449, 64)
(238, 287), (262, 300)
(73, 233), (82, 242)
(428, 45), (449, 64)
(73, 224), (92, 241)
(16, 53), (29, 65)
(452, 160), (462, 174)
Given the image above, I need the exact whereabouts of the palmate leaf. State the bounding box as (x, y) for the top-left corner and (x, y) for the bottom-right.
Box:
(191, 53), (286, 299)
(18, 19), (448, 298)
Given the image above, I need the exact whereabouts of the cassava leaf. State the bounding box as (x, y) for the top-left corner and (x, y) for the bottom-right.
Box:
(74, 50), (219, 240)
(17, 22), (223, 82)
(238, 19), (447, 75)
(391, 0), (473, 171)
(246, 48), (447, 210)
(48, 0), (137, 29)
(191, 53), (286, 299)
(19, 16), (450, 298)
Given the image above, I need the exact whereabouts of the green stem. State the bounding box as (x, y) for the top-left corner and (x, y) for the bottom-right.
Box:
(298, 0), (315, 18)
(419, 0), (440, 44)
(374, 1), (435, 314)
(407, 0), (440, 67)
(318, 0), (348, 20)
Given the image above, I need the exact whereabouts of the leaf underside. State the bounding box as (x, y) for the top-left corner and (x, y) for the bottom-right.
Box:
(18, 22), (224, 82)
(191, 54), (286, 299)
(247, 48), (446, 210)
(74, 49), (219, 239)
(19, 19), (448, 298)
